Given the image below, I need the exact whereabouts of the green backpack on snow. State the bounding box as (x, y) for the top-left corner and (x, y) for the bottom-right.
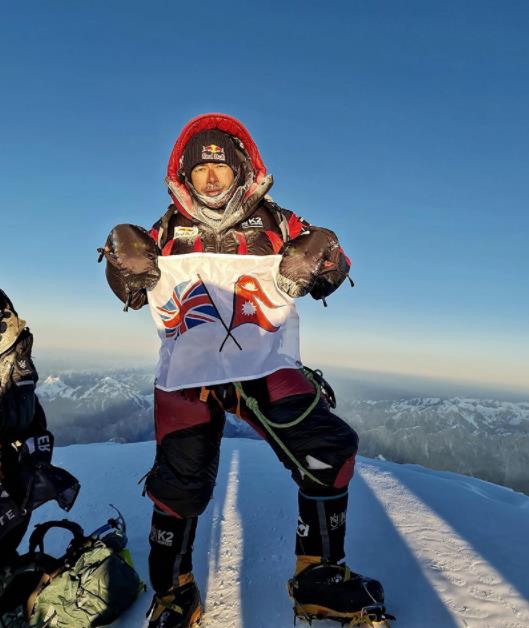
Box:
(0, 512), (144, 627)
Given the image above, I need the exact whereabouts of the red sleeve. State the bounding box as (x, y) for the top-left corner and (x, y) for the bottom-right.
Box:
(287, 213), (305, 240)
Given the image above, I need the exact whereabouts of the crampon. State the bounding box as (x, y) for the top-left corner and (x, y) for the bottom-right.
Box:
(291, 601), (394, 627)
(288, 562), (395, 627)
(288, 577), (395, 627)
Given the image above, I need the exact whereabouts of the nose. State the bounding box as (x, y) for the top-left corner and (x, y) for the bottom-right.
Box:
(207, 165), (218, 183)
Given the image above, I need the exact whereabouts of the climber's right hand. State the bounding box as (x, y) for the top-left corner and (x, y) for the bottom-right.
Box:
(98, 224), (161, 310)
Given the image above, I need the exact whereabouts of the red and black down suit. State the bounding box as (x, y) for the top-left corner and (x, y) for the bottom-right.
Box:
(103, 113), (359, 595)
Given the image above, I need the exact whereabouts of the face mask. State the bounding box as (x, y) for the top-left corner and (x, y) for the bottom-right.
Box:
(188, 168), (242, 210)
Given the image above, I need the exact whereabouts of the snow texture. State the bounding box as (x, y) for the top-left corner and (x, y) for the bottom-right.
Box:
(23, 438), (529, 628)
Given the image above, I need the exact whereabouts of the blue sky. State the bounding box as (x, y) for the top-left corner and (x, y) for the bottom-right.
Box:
(1, 1), (528, 393)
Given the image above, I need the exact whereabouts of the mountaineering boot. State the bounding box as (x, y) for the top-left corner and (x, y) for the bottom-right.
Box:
(288, 558), (394, 626)
(147, 574), (202, 628)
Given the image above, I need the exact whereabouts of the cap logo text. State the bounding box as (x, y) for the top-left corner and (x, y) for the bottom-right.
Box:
(202, 144), (226, 161)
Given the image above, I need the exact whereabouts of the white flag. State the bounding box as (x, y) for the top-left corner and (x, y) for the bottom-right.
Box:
(148, 253), (301, 391)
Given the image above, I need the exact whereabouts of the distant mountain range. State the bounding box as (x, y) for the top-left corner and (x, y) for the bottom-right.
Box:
(36, 369), (253, 445)
(37, 369), (529, 494)
(37, 371), (154, 444)
(340, 396), (529, 494)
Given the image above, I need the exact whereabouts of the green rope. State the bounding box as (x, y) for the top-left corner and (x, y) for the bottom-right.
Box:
(233, 371), (327, 487)
(245, 373), (321, 430)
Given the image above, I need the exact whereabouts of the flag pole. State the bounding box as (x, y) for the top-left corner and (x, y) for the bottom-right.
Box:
(197, 273), (242, 352)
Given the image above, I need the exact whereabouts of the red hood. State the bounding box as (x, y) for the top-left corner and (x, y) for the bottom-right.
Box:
(165, 113), (271, 221)
(167, 112), (267, 181)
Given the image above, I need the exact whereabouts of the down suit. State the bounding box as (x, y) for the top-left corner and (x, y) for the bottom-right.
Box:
(102, 113), (359, 595)
(0, 290), (79, 566)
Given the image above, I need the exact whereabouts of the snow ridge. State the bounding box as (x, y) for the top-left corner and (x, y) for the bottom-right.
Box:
(29, 439), (529, 628)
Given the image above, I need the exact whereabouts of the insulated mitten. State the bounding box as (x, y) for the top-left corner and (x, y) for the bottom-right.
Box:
(99, 224), (160, 310)
(309, 237), (352, 301)
(278, 229), (333, 298)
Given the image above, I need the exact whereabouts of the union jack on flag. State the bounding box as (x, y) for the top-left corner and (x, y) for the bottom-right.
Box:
(157, 279), (220, 339)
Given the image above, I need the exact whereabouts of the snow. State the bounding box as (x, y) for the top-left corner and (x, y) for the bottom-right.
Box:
(380, 397), (529, 434)
(37, 376), (76, 400)
(37, 374), (149, 408)
(24, 439), (529, 628)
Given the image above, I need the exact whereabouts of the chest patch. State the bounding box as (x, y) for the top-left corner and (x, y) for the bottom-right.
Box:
(240, 216), (264, 229)
(173, 226), (199, 239)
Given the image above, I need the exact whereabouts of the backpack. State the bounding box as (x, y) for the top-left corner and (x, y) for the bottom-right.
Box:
(0, 511), (144, 627)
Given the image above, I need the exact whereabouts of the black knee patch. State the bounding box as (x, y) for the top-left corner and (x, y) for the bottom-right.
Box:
(146, 420), (223, 518)
(263, 396), (358, 492)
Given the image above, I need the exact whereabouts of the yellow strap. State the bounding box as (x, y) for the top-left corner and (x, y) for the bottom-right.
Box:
(199, 387), (210, 403)
(295, 555), (322, 575)
(234, 386), (242, 418)
(150, 595), (183, 622)
(177, 572), (195, 586)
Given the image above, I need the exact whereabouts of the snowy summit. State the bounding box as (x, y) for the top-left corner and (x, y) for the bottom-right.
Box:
(26, 438), (529, 628)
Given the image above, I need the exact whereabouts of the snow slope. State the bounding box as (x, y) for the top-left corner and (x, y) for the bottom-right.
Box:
(24, 439), (529, 628)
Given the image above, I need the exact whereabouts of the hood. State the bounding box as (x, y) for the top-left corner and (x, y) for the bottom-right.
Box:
(0, 290), (26, 356)
(165, 113), (273, 226)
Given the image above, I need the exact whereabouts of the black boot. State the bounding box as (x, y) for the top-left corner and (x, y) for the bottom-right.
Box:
(147, 576), (202, 628)
(289, 560), (392, 626)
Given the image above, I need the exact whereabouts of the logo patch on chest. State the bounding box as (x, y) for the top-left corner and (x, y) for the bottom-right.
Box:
(173, 226), (199, 239)
(240, 216), (264, 229)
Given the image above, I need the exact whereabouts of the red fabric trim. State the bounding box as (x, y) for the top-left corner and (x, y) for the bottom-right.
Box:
(154, 388), (212, 444)
(193, 236), (203, 252)
(235, 232), (247, 255)
(266, 368), (315, 403)
(162, 240), (174, 256)
(146, 491), (183, 519)
(265, 230), (283, 254)
(167, 113), (267, 182)
(288, 213), (304, 240)
(334, 453), (356, 488)
(149, 228), (159, 244)
(339, 246), (351, 268)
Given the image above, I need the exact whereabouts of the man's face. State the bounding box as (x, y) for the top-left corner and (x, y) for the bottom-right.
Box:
(190, 162), (235, 197)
